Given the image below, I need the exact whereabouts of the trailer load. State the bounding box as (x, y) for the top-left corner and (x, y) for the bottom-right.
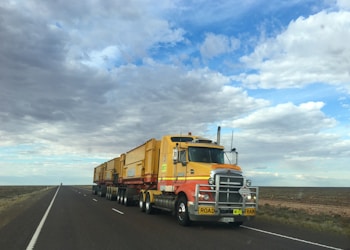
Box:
(92, 128), (258, 226)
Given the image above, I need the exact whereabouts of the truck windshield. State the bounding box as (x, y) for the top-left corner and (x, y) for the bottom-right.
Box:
(188, 147), (224, 163)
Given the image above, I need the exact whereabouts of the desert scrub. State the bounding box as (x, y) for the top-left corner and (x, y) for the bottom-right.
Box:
(0, 186), (53, 212)
(259, 187), (350, 206)
(258, 202), (350, 236)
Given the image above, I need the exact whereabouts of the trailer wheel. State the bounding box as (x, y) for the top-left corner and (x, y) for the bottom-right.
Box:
(111, 192), (116, 201)
(145, 193), (153, 214)
(139, 193), (145, 212)
(120, 189), (125, 205)
(177, 196), (190, 226)
(124, 189), (130, 206)
(117, 189), (122, 203)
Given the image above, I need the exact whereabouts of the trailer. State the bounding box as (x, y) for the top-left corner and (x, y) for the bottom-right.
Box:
(93, 128), (258, 226)
(92, 162), (106, 196)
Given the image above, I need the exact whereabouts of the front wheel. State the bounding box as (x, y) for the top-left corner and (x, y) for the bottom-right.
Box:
(176, 196), (190, 226)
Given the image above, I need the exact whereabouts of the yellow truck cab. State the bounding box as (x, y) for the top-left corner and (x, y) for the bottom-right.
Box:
(145, 133), (258, 226)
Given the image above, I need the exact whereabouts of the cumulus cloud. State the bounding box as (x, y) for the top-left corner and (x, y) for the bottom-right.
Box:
(233, 102), (336, 134)
(1, 0), (185, 68)
(230, 102), (337, 156)
(0, 18), (269, 158)
(220, 101), (350, 186)
(237, 10), (350, 93)
(200, 33), (240, 59)
(337, 0), (350, 10)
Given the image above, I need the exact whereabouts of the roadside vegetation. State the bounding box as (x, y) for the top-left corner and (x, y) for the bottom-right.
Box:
(0, 186), (54, 228)
(258, 187), (350, 236)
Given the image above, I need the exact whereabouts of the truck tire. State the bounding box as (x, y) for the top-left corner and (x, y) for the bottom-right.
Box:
(139, 193), (145, 212)
(145, 193), (153, 214)
(124, 189), (130, 206)
(120, 189), (125, 205)
(177, 196), (190, 226)
(117, 189), (122, 203)
(111, 192), (116, 201)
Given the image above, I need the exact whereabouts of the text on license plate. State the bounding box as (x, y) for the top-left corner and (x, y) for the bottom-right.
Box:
(233, 208), (256, 216)
(198, 206), (215, 215)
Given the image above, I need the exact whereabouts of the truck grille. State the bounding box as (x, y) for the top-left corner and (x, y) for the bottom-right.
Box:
(194, 173), (258, 214)
(217, 174), (243, 204)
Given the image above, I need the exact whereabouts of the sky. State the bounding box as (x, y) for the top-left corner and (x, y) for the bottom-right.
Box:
(1, 0), (350, 186)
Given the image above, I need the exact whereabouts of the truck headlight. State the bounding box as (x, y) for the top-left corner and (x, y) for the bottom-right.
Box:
(198, 193), (210, 201)
(246, 179), (252, 187)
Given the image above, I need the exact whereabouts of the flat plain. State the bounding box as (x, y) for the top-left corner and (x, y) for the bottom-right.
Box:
(258, 187), (350, 236)
(0, 186), (54, 229)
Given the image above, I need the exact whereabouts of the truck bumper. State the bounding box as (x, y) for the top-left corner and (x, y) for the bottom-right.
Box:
(187, 203), (255, 223)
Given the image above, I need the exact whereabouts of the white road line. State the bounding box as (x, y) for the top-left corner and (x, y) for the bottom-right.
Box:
(92, 199), (98, 202)
(112, 208), (124, 215)
(26, 186), (60, 250)
(241, 225), (342, 250)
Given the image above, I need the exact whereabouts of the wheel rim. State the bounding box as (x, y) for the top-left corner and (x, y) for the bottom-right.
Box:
(139, 195), (144, 209)
(120, 191), (125, 204)
(178, 202), (186, 221)
(146, 195), (150, 211)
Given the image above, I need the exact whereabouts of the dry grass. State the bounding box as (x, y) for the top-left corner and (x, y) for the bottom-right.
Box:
(76, 185), (92, 191)
(257, 187), (350, 236)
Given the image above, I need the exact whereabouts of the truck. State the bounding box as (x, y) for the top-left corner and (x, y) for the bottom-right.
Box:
(92, 127), (258, 226)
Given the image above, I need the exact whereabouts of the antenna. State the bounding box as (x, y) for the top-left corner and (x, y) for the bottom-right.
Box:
(231, 129), (238, 164)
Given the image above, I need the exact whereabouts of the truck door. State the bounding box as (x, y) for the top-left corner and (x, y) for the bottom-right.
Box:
(175, 150), (187, 182)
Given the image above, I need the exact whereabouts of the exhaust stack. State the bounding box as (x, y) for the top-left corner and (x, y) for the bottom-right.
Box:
(217, 126), (221, 145)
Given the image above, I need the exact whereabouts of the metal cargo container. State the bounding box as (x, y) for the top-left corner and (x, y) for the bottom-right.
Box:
(122, 138), (160, 184)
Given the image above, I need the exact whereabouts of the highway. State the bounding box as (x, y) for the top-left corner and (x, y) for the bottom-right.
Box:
(0, 186), (348, 250)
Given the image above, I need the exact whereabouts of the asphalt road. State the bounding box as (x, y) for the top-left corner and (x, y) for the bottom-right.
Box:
(0, 186), (349, 250)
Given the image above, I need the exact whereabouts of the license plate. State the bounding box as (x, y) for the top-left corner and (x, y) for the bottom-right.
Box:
(244, 208), (256, 216)
(233, 208), (256, 216)
(233, 209), (242, 215)
(198, 206), (215, 215)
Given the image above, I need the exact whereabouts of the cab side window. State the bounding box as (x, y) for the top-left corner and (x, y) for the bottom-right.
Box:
(179, 150), (186, 162)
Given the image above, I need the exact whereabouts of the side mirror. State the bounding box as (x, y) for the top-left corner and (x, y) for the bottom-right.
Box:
(172, 147), (178, 163)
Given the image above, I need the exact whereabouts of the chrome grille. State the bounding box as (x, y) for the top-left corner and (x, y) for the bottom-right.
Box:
(216, 174), (243, 203)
